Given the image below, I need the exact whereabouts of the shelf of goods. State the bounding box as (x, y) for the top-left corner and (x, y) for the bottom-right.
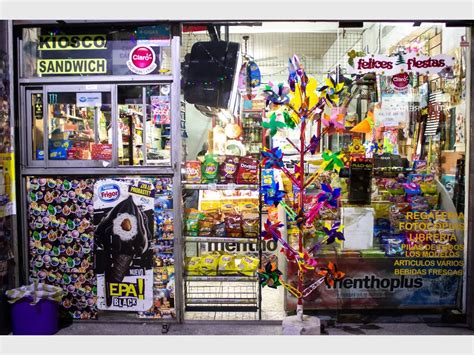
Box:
(182, 182), (262, 315)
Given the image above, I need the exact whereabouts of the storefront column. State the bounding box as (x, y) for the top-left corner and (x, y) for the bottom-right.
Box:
(467, 25), (474, 330)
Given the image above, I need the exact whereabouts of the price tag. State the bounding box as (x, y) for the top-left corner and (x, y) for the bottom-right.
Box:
(208, 183), (217, 190)
(228, 183), (236, 190)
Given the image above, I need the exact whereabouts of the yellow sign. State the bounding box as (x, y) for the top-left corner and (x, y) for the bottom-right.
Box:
(38, 34), (107, 51)
(108, 279), (145, 300)
(37, 59), (107, 75)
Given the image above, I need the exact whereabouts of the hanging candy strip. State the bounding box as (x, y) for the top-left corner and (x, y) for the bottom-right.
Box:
(281, 280), (303, 298)
(279, 201), (297, 221)
(301, 277), (326, 298)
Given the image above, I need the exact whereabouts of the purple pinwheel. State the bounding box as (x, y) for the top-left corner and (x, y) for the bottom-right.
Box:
(307, 135), (321, 155)
(261, 147), (284, 169)
(263, 82), (290, 106)
(322, 221), (345, 245)
(261, 181), (286, 207)
(288, 58), (297, 92)
(316, 183), (341, 209)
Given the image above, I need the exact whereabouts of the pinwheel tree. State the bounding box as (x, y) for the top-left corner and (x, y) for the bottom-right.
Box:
(258, 55), (348, 321)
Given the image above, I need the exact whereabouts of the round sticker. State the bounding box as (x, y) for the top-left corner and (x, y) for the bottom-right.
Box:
(127, 45), (157, 75)
(392, 72), (409, 91)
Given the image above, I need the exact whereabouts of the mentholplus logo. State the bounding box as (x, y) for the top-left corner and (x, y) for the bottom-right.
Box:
(79, 96), (88, 103)
(327, 274), (423, 292)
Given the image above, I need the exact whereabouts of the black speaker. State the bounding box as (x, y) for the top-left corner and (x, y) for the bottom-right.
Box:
(349, 160), (373, 205)
(184, 41), (240, 109)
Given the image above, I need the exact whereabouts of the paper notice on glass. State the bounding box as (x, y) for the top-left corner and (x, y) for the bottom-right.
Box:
(374, 100), (409, 128)
(341, 207), (374, 250)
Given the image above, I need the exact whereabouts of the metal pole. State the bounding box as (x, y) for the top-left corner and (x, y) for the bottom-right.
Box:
(170, 34), (184, 324)
(466, 25), (474, 330)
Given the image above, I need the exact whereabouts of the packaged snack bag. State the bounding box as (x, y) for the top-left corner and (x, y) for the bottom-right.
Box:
(224, 214), (242, 237)
(214, 221), (226, 238)
(185, 256), (202, 276)
(199, 253), (220, 276)
(242, 217), (259, 238)
(420, 182), (437, 195)
(219, 156), (240, 183)
(198, 216), (215, 237)
(185, 161), (202, 183)
(218, 254), (238, 275)
(185, 209), (204, 236)
(236, 156), (259, 184)
(201, 155), (219, 183)
(237, 256), (259, 276)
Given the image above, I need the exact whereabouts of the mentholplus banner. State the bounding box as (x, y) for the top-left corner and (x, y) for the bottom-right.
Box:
(93, 178), (155, 311)
(286, 256), (463, 310)
(347, 54), (454, 75)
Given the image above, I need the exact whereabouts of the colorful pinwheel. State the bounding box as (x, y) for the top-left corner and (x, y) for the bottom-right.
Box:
(261, 181), (286, 206)
(261, 147), (284, 169)
(261, 219), (284, 241)
(307, 135), (321, 155)
(364, 140), (381, 157)
(318, 75), (345, 107)
(318, 262), (345, 287)
(298, 250), (318, 272)
(350, 111), (374, 134)
(263, 112), (286, 137)
(282, 110), (297, 129)
(258, 261), (283, 289)
(263, 82), (290, 106)
(322, 107), (346, 134)
(322, 221), (345, 245)
(316, 183), (341, 209)
(322, 150), (345, 172)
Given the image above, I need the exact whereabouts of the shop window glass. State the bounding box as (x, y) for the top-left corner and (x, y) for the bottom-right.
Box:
(118, 85), (171, 166)
(47, 91), (112, 161)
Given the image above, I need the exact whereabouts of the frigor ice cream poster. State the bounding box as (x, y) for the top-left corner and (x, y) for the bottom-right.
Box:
(94, 179), (154, 311)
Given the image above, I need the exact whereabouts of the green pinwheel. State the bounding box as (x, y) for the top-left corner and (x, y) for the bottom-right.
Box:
(322, 150), (345, 172)
(262, 112), (286, 137)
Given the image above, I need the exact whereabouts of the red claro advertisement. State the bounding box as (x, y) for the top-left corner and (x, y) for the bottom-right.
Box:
(127, 45), (157, 75)
(392, 72), (410, 91)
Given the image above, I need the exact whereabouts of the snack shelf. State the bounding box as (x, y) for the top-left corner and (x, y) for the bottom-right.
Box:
(182, 183), (259, 190)
(184, 276), (256, 282)
(184, 236), (258, 243)
(185, 298), (257, 304)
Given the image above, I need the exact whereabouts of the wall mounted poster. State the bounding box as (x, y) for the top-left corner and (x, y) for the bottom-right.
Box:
(94, 178), (155, 311)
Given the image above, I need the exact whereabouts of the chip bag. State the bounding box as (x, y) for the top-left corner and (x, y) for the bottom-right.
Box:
(218, 254), (238, 276)
(199, 253), (220, 276)
(237, 255), (259, 276)
(236, 156), (259, 184)
(201, 154), (219, 183)
(185, 256), (202, 276)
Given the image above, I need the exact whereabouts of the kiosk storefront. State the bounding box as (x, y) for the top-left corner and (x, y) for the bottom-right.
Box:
(9, 20), (474, 327)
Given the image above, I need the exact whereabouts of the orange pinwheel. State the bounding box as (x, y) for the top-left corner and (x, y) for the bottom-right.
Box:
(318, 262), (345, 287)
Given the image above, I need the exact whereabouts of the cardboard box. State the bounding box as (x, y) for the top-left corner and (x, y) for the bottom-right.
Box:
(441, 151), (465, 175)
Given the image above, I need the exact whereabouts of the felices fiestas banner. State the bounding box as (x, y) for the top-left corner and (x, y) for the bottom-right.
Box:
(94, 179), (155, 311)
(346, 54), (455, 76)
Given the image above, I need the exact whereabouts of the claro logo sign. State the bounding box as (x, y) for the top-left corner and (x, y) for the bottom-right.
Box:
(98, 184), (120, 202)
(127, 45), (157, 75)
